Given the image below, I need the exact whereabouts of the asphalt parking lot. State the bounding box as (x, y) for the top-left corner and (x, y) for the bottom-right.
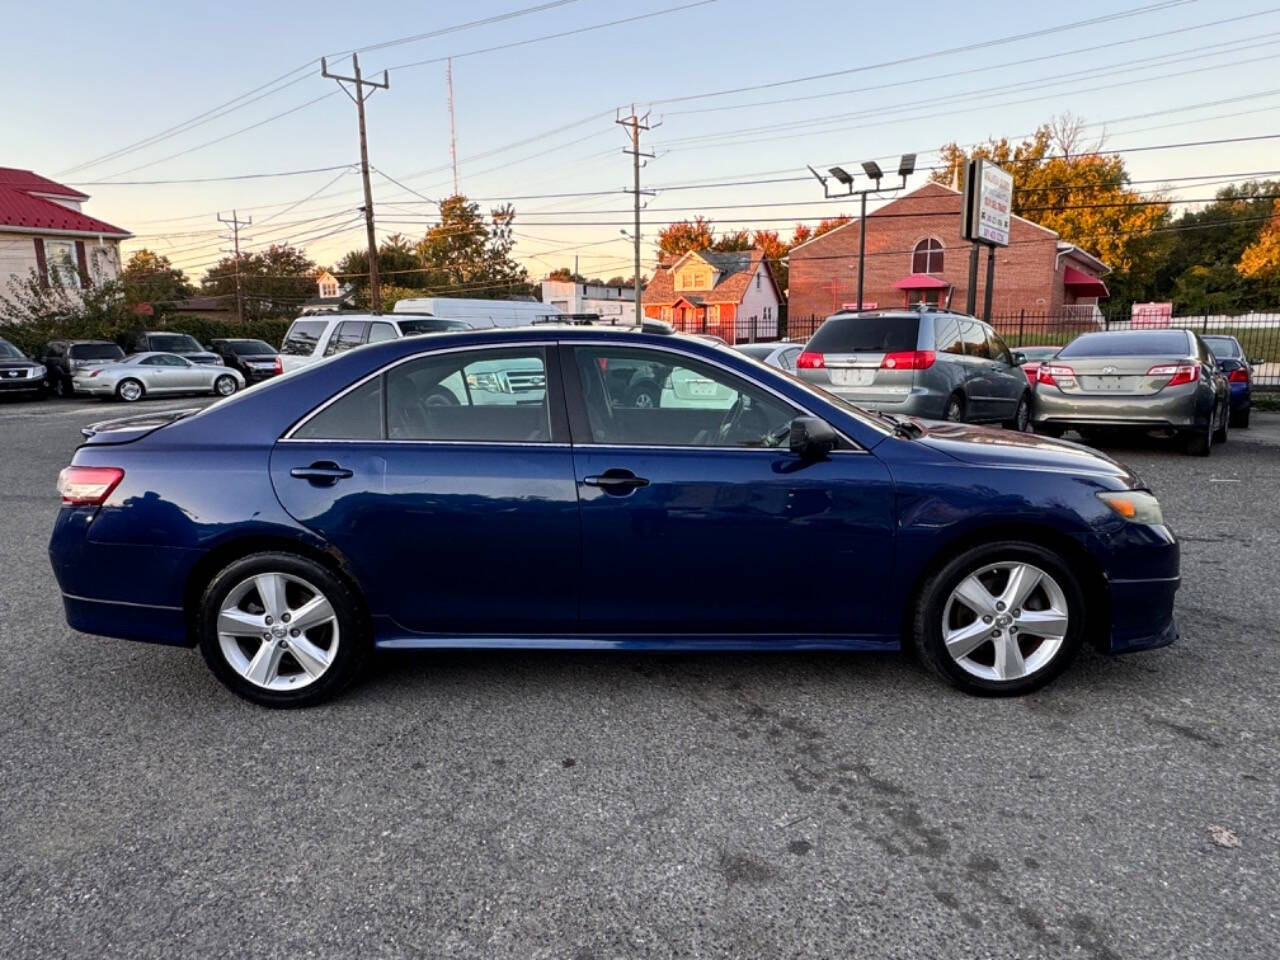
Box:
(2, 393), (1278, 959)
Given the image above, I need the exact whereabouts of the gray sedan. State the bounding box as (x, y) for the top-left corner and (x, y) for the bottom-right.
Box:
(73, 352), (244, 403)
(1032, 328), (1229, 456)
(734, 341), (802, 371)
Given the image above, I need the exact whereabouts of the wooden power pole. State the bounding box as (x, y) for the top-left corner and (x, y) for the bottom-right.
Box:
(617, 106), (657, 329)
(322, 54), (389, 311)
(217, 209), (251, 323)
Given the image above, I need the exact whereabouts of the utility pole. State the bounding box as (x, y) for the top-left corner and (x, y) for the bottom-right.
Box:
(447, 58), (459, 197)
(322, 54), (389, 312)
(617, 106), (657, 329)
(217, 209), (251, 324)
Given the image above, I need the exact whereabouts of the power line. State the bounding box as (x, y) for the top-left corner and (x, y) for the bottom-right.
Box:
(66, 164), (356, 187)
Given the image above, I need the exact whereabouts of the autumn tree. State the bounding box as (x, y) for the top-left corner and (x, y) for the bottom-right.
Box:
(201, 244), (318, 319)
(1237, 197), (1280, 285)
(120, 249), (194, 315)
(711, 229), (752, 252)
(656, 216), (716, 260)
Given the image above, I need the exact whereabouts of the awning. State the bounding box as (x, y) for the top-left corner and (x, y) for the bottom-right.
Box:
(1063, 265), (1110, 298)
(892, 273), (950, 290)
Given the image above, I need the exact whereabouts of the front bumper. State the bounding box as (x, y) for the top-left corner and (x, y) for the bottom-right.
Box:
(1032, 386), (1201, 429)
(0, 376), (43, 393)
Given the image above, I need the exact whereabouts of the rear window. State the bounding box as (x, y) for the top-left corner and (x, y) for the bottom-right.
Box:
(69, 343), (125, 361)
(806, 315), (919, 354)
(735, 343), (777, 359)
(397, 318), (470, 336)
(149, 334), (202, 354)
(226, 340), (275, 356)
(1202, 337), (1241, 358)
(1058, 331), (1189, 358)
(281, 320), (329, 356)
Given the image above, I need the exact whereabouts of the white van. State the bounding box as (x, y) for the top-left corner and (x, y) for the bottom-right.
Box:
(277, 313), (473, 372)
(392, 297), (561, 328)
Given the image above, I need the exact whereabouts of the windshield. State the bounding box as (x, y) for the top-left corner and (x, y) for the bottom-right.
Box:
(1018, 346), (1060, 360)
(227, 340), (276, 356)
(735, 343), (778, 359)
(1202, 336), (1241, 358)
(1058, 331), (1189, 358)
(806, 315), (919, 353)
(0, 339), (25, 360)
(397, 318), (470, 336)
(150, 334), (203, 354)
(70, 343), (125, 361)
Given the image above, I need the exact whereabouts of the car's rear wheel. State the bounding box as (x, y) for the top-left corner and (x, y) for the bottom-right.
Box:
(1212, 400), (1229, 444)
(197, 552), (370, 708)
(1003, 394), (1031, 432)
(116, 378), (144, 403)
(54, 375), (72, 398)
(213, 374), (238, 397)
(944, 392), (966, 422)
(1185, 404), (1215, 457)
(910, 541), (1085, 696)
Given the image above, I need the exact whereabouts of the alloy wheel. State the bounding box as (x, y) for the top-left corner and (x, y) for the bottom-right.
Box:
(118, 380), (142, 402)
(941, 562), (1069, 682)
(945, 396), (964, 422)
(215, 375), (237, 396)
(216, 572), (340, 691)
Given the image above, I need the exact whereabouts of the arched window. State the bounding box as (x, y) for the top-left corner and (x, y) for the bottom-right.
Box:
(912, 238), (944, 274)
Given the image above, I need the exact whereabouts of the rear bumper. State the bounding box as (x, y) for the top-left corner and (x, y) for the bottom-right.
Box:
(72, 377), (116, 395)
(60, 593), (191, 647)
(818, 385), (947, 419)
(1032, 387), (1201, 428)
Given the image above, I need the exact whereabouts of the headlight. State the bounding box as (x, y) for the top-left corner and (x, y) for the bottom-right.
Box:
(1097, 490), (1164, 525)
(32, 364), (46, 378)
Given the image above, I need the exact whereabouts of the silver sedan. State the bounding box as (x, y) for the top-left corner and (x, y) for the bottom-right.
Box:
(73, 352), (244, 402)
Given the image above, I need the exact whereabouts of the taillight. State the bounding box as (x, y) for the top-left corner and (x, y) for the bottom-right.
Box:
(273, 356), (284, 375)
(1037, 364), (1076, 388)
(1147, 363), (1198, 387)
(880, 350), (936, 370)
(89, 369), (102, 378)
(58, 466), (124, 506)
(797, 351), (825, 369)
(1228, 367), (1249, 383)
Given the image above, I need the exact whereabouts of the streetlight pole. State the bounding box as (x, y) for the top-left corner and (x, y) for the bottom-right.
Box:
(808, 155), (915, 310)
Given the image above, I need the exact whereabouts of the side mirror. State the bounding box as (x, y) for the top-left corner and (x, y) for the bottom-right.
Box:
(1011, 351), (1027, 366)
(1251, 357), (1266, 366)
(788, 416), (837, 460)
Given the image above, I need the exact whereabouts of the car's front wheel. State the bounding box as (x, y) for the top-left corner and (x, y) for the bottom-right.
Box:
(213, 374), (239, 397)
(910, 541), (1085, 696)
(943, 392), (966, 422)
(116, 378), (144, 403)
(197, 552), (370, 707)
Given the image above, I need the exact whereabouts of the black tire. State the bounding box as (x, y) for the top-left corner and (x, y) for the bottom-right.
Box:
(626, 380), (661, 409)
(115, 378), (145, 403)
(1003, 393), (1032, 432)
(54, 375), (72, 398)
(1184, 420), (1211, 457)
(1230, 406), (1250, 429)
(197, 551), (370, 708)
(943, 392), (966, 423)
(1212, 401), (1229, 444)
(1033, 423), (1065, 439)
(213, 374), (238, 398)
(909, 540), (1086, 697)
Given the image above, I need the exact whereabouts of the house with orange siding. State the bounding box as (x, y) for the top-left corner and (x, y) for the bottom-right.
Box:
(642, 249), (783, 342)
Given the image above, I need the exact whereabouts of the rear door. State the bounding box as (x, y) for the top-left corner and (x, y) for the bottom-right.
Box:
(270, 343), (580, 636)
(983, 326), (1025, 417)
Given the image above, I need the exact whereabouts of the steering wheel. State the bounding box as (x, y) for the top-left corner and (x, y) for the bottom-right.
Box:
(716, 395), (772, 446)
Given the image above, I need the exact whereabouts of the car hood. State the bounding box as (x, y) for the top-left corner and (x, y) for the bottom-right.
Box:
(0, 359), (39, 369)
(905, 419), (1143, 485)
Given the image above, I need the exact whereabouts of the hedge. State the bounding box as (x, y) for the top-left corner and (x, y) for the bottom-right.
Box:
(0, 315), (293, 356)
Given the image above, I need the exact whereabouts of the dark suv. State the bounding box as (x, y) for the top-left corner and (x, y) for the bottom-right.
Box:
(797, 308), (1032, 427)
(117, 330), (222, 366)
(38, 339), (126, 397)
(210, 338), (282, 384)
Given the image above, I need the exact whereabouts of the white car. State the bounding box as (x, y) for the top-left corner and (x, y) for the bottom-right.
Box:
(278, 314), (474, 373)
(73, 352), (244, 402)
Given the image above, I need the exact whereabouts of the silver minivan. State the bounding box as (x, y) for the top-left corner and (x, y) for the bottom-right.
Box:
(796, 308), (1031, 427)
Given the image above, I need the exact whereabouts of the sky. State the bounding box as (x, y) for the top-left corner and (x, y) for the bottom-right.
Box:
(4, 0), (1280, 285)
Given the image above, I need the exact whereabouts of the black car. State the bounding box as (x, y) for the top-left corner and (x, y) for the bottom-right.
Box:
(210, 338), (282, 383)
(0, 337), (46, 398)
(37, 339), (126, 397)
(116, 330), (222, 366)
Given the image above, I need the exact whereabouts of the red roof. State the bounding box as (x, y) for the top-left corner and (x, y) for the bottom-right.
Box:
(892, 273), (950, 290)
(0, 167), (129, 237)
(1063, 265), (1110, 298)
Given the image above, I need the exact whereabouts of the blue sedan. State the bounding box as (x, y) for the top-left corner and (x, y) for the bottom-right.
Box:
(50, 326), (1179, 707)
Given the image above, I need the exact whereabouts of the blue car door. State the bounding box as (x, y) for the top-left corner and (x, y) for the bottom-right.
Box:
(270, 343), (580, 636)
(561, 342), (897, 638)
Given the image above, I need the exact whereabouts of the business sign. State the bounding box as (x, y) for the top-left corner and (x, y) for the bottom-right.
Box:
(1131, 301), (1173, 328)
(962, 159), (1014, 247)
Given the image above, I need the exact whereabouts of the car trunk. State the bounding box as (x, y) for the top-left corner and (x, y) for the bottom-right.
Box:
(804, 315), (921, 396)
(79, 408), (201, 445)
(1051, 356), (1187, 396)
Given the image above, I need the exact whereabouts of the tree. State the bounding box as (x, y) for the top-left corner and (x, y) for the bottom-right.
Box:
(0, 269), (133, 350)
(336, 234), (429, 291)
(656, 216), (716, 259)
(812, 215), (852, 240)
(1237, 197), (1280, 285)
(403, 195), (531, 298)
(201, 243), (318, 319)
(711, 229), (752, 252)
(120, 250), (193, 314)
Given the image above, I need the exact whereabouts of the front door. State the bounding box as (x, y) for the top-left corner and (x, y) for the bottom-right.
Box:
(270, 344), (580, 636)
(562, 343), (896, 636)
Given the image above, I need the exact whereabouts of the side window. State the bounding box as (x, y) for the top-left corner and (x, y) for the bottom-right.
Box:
(281, 320), (328, 356)
(987, 329), (1013, 365)
(572, 347), (798, 448)
(139, 356), (165, 366)
(385, 348), (551, 442)
(960, 321), (990, 359)
(324, 321), (368, 357)
(934, 318), (964, 356)
(781, 347), (800, 372)
(293, 378), (384, 441)
(165, 355), (192, 367)
(367, 322), (397, 344)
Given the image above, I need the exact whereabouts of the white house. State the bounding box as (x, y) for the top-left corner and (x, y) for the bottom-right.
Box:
(0, 168), (130, 295)
(541, 278), (639, 326)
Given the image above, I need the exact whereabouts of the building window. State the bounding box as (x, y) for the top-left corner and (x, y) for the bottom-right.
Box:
(912, 238), (944, 275)
(763, 306), (772, 320)
(44, 240), (80, 289)
(661, 306), (671, 321)
(756, 273), (761, 290)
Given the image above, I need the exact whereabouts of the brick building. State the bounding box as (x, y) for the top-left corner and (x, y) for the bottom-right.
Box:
(787, 182), (1110, 325)
(642, 249), (783, 342)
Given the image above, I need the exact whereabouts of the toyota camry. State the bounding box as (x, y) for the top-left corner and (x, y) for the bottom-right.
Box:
(50, 325), (1179, 707)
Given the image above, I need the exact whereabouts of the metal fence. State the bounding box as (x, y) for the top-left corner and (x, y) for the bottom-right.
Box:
(777, 310), (1280, 389)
